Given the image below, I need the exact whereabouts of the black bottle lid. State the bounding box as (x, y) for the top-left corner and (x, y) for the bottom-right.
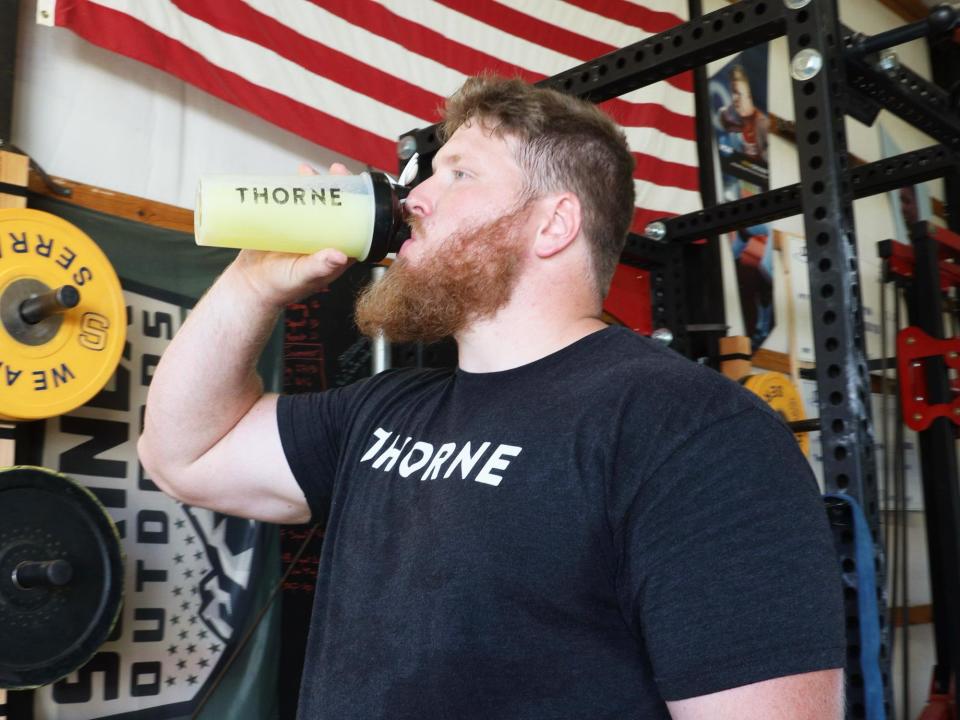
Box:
(367, 172), (411, 263)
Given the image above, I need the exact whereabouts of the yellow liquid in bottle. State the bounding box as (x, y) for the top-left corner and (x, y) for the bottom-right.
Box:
(195, 174), (376, 260)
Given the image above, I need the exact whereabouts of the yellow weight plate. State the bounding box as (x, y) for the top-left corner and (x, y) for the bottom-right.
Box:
(741, 372), (810, 456)
(0, 209), (125, 421)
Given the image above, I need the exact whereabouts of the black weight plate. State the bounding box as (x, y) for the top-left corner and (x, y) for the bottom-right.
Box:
(0, 466), (124, 689)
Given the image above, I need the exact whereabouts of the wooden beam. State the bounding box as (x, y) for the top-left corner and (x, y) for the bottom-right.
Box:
(876, 0), (929, 23)
(892, 603), (934, 627)
(28, 170), (194, 234)
(0, 149), (28, 208)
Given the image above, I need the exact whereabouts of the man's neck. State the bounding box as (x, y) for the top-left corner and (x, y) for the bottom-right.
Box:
(455, 307), (607, 373)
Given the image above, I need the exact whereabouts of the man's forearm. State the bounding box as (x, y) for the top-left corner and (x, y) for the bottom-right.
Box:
(139, 261), (282, 477)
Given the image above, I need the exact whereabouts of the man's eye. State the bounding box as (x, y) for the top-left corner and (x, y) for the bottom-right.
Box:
(452, 169), (469, 180)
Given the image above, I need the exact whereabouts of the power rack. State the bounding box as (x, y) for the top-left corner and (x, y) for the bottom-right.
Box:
(397, 1), (960, 717)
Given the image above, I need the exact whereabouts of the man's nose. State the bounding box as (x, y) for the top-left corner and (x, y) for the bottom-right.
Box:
(404, 176), (436, 218)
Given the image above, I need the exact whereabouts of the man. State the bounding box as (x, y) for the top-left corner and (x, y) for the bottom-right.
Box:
(139, 76), (845, 719)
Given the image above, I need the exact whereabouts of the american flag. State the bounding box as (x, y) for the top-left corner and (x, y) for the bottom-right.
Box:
(41, 0), (700, 232)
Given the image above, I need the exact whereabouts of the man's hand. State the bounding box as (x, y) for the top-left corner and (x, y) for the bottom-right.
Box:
(139, 160), (360, 524)
(229, 162), (356, 308)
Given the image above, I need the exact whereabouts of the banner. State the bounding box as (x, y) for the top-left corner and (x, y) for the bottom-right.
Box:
(12, 197), (281, 719)
(709, 45), (774, 351)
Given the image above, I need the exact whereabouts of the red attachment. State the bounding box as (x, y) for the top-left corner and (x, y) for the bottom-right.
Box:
(603, 263), (652, 335)
(884, 225), (960, 288)
(884, 240), (960, 290)
(931, 225), (960, 255)
(898, 326), (960, 431)
(916, 674), (956, 720)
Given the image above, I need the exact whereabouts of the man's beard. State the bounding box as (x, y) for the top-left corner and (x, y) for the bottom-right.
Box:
(354, 203), (530, 344)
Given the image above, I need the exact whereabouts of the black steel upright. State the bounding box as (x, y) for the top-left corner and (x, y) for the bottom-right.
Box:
(783, 2), (888, 715)
(904, 223), (960, 696)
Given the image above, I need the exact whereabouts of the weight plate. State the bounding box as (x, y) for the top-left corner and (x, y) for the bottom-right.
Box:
(0, 466), (124, 689)
(0, 209), (126, 421)
(741, 372), (811, 456)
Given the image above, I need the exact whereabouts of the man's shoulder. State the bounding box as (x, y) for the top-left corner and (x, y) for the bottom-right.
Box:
(593, 327), (774, 431)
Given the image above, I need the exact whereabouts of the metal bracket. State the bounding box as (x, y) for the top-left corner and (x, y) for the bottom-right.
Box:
(898, 326), (960, 431)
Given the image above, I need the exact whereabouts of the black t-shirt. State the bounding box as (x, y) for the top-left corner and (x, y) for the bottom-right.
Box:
(277, 326), (845, 719)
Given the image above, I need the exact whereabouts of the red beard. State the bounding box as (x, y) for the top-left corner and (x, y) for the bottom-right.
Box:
(354, 203), (531, 344)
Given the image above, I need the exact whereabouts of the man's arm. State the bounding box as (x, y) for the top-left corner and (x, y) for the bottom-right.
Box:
(667, 668), (844, 720)
(138, 168), (353, 523)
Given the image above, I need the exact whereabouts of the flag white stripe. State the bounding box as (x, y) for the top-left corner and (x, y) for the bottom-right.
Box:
(491, 0), (697, 112)
(624, 125), (697, 164)
(623, 0), (690, 17)
(241, 0), (469, 99)
(370, 0), (695, 116)
(635, 177), (699, 213)
(89, 0), (431, 139)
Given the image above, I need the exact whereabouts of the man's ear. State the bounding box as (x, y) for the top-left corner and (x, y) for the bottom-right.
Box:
(533, 193), (583, 259)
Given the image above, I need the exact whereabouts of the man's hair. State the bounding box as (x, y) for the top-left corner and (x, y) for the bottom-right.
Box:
(441, 75), (636, 297)
(730, 65), (750, 87)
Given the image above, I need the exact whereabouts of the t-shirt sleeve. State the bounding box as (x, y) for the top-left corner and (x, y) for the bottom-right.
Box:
(614, 406), (846, 701)
(276, 387), (353, 524)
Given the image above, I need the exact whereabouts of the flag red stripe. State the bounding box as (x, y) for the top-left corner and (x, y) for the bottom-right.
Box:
(564, 0), (682, 35)
(55, 0), (401, 171)
(309, 0), (537, 80)
(308, 0), (695, 142)
(433, 0), (694, 93)
(170, 0), (444, 124)
(634, 151), (699, 192)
